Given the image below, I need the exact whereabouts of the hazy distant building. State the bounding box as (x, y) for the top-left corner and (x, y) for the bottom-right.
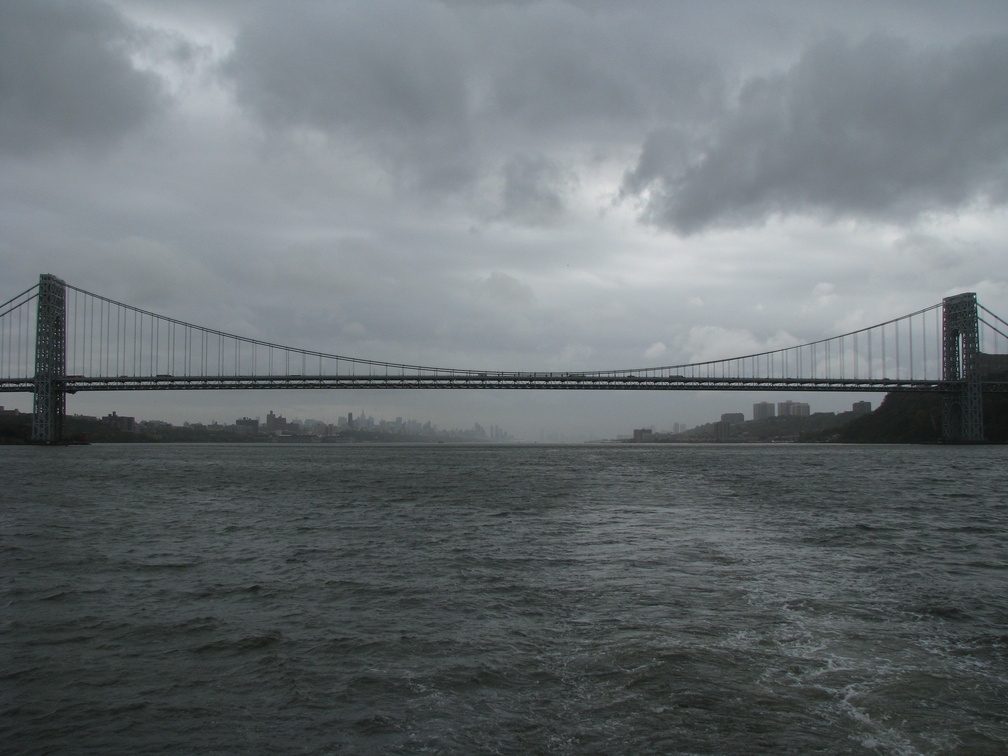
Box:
(266, 410), (289, 432)
(720, 412), (745, 425)
(777, 400), (810, 417)
(713, 421), (731, 441)
(235, 417), (259, 435)
(753, 402), (775, 421)
(851, 401), (872, 415)
(633, 428), (654, 442)
(102, 411), (135, 432)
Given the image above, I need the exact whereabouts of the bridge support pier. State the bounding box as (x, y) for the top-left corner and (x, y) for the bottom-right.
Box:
(941, 292), (984, 443)
(31, 274), (67, 444)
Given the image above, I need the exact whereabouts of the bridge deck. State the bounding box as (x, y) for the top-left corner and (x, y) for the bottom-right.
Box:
(5, 374), (1005, 393)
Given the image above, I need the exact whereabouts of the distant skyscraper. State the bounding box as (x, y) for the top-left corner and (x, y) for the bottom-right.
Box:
(721, 412), (745, 425)
(266, 410), (288, 432)
(753, 402), (775, 421)
(852, 401), (872, 414)
(235, 417), (259, 435)
(778, 400), (810, 417)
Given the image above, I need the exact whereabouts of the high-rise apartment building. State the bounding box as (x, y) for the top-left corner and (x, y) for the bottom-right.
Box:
(235, 417), (259, 435)
(266, 410), (288, 432)
(777, 400), (810, 417)
(633, 428), (654, 442)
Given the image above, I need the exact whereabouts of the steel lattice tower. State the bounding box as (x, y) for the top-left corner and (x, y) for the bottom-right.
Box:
(941, 292), (984, 443)
(31, 274), (67, 444)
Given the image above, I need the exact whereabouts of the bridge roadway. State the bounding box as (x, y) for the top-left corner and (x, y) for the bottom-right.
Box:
(2, 373), (996, 394)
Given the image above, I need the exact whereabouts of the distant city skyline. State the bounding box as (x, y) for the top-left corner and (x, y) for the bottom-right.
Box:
(69, 404), (517, 442)
(57, 395), (874, 444)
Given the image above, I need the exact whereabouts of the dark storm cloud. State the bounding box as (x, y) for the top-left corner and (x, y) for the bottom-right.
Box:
(473, 1), (723, 133)
(224, 0), (723, 195)
(0, 0), (163, 155)
(623, 34), (1008, 233)
(225, 0), (475, 191)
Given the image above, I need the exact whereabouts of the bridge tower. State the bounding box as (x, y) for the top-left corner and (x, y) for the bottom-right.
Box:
(941, 292), (984, 443)
(31, 274), (67, 444)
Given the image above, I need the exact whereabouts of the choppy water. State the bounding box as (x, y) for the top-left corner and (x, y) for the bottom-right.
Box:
(2, 443), (1007, 754)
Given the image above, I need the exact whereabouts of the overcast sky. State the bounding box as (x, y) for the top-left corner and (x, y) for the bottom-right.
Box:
(2, 0), (1007, 439)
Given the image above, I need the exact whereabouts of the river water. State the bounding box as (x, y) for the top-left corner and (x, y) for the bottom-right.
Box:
(2, 443), (1006, 754)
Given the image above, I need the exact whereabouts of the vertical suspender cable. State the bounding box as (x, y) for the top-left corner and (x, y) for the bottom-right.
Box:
(881, 323), (886, 378)
(98, 297), (103, 375)
(909, 316), (913, 380)
(88, 294), (94, 376)
(854, 332), (858, 380)
(894, 319), (900, 381)
(867, 330), (873, 381)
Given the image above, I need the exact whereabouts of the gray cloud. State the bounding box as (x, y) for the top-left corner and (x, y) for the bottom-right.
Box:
(473, 1), (724, 135)
(225, 0), (476, 191)
(224, 0), (723, 197)
(623, 34), (1008, 233)
(0, 0), (163, 155)
(478, 271), (535, 307)
(498, 154), (574, 226)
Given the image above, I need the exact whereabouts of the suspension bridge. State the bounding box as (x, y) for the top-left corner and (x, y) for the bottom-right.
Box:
(2, 274), (1007, 444)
